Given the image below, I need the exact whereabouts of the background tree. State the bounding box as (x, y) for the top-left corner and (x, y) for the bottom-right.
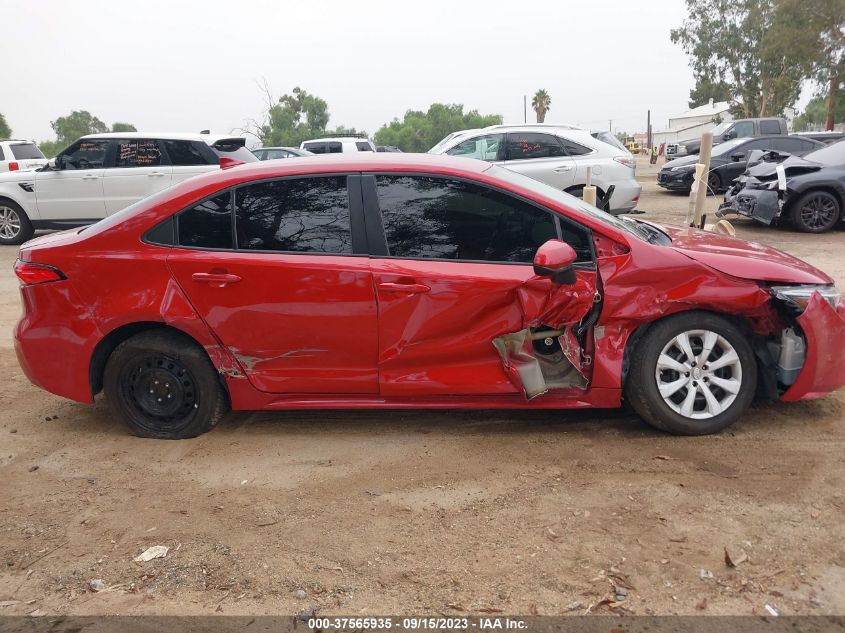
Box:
(51, 110), (108, 146)
(671, 0), (812, 117)
(793, 94), (845, 130)
(243, 83), (363, 147)
(373, 103), (502, 152)
(111, 122), (137, 133)
(531, 90), (551, 123)
(688, 78), (732, 108)
(772, 0), (844, 130)
(0, 113), (11, 139)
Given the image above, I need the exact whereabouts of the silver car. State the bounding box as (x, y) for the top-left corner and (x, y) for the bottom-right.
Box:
(429, 125), (641, 213)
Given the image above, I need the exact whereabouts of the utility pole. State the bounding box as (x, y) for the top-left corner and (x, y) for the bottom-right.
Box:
(523, 95), (527, 123)
(647, 109), (651, 149)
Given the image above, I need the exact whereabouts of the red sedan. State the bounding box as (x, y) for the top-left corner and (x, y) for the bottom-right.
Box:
(13, 153), (845, 438)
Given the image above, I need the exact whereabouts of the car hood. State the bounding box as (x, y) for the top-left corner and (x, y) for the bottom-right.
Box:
(746, 154), (822, 179)
(655, 224), (833, 284)
(661, 155), (699, 169)
(0, 169), (39, 183)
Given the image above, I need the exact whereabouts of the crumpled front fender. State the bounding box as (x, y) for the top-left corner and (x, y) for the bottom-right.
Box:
(782, 294), (845, 401)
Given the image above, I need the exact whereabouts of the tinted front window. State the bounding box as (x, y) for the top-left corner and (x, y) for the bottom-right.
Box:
(759, 120), (781, 135)
(356, 141), (373, 152)
(0, 147), (4, 161)
(114, 139), (163, 168)
(506, 133), (567, 160)
(446, 134), (504, 161)
(375, 175), (558, 263)
(265, 149), (291, 159)
(733, 121), (754, 137)
(303, 142), (326, 153)
(10, 143), (45, 160)
(165, 140), (211, 165)
(178, 192), (233, 249)
(61, 140), (110, 169)
(235, 176), (351, 254)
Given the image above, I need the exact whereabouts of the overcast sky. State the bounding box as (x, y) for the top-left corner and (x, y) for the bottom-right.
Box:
(3, 1), (732, 145)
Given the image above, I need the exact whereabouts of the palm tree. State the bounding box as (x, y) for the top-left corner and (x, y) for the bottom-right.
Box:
(532, 90), (551, 123)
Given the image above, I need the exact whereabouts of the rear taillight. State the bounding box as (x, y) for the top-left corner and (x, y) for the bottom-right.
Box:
(8, 162), (19, 171)
(14, 260), (65, 286)
(613, 156), (634, 168)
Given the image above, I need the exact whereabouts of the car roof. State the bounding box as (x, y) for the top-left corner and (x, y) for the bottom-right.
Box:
(80, 132), (243, 143)
(302, 137), (371, 144)
(255, 146), (302, 151)
(0, 139), (38, 144)
(484, 123), (584, 131)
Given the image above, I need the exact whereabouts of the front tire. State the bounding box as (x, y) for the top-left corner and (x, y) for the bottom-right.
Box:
(0, 200), (34, 246)
(789, 190), (840, 233)
(706, 172), (721, 195)
(625, 312), (757, 435)
(103, 330), (228, 439)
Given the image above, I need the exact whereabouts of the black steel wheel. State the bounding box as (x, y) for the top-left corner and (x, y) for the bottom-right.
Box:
(104, 330), (228, 439)
(790, 190), (841, 233)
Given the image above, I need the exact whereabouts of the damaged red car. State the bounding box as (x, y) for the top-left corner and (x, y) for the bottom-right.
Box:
(13, 154), (845, 439)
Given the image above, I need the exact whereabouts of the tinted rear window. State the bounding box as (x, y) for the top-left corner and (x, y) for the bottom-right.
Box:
(164, 140), (212, 165)
(356, 141), (373, 152)
(10, 143), (45, 160)
(759, 120), (781, 135)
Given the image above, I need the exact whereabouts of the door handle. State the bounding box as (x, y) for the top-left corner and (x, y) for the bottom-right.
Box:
(553, 165), (573, 172)
(191, 272), (242, 285)
(82, 174), (100, 180)
(377, 282), (430, 294)
(147, 171), (165, 177)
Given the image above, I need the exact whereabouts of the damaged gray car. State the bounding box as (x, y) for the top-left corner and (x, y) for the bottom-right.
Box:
(719, 139), (845, 233)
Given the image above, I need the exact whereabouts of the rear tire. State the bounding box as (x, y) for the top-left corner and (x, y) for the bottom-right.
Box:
(624, 312), (757, 435)
(789, 190), (840, 233)
(103, 330), (228, 439)
(0, 200), (34, 246)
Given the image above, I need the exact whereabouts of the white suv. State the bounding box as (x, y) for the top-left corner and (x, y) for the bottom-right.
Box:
(0, 140), (48, 173)
(429, 125), (640, 213)
(0, 132), (256, 245)
(300, 137), (375, 154)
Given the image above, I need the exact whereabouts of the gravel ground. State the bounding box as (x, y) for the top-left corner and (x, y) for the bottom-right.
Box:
(0, 156), (843, 616)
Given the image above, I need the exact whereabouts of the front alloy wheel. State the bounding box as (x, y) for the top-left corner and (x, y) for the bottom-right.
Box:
(625, 312), (757, 435)
(655, 330), (742, 419)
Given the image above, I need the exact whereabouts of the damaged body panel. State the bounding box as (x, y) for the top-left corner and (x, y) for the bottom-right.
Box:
(12, 152), (845, 439)
(720, 142), (845, 231)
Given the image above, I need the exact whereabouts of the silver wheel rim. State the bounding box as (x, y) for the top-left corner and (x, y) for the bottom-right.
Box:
(0, 206), (21, 239)
(654, 329), (742, 420)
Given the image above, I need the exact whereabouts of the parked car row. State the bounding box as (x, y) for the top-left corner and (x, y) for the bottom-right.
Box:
(658, 135), (825, 194)
(0, 133), (257, 244)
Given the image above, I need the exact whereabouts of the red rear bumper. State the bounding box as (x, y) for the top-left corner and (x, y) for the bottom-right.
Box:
(781, 293), (845, 401)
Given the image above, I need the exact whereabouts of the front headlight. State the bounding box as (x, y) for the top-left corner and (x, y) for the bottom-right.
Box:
(671, 164), (695, 172)
(770, 285), (840, 311)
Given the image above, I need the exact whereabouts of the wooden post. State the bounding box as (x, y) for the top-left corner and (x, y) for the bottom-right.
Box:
(690, 132), (713, 229)
(583, 166), (597, 207)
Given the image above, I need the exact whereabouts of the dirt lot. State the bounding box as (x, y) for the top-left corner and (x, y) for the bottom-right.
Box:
(1, 156), (843, 617)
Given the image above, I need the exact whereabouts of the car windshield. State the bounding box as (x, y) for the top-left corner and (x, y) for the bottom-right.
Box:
(804, 139), (845, 167)
(487, 165), (654, 242)
(710, 120), (732, 136)
(592, 131), (628, 153)
(711, 137), (749, 157)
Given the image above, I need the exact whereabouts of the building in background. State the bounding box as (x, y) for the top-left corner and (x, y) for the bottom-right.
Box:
(652, 99), (731, 148)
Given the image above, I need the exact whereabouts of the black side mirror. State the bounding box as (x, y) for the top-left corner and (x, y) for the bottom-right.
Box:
(50, 156), (64, 170)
